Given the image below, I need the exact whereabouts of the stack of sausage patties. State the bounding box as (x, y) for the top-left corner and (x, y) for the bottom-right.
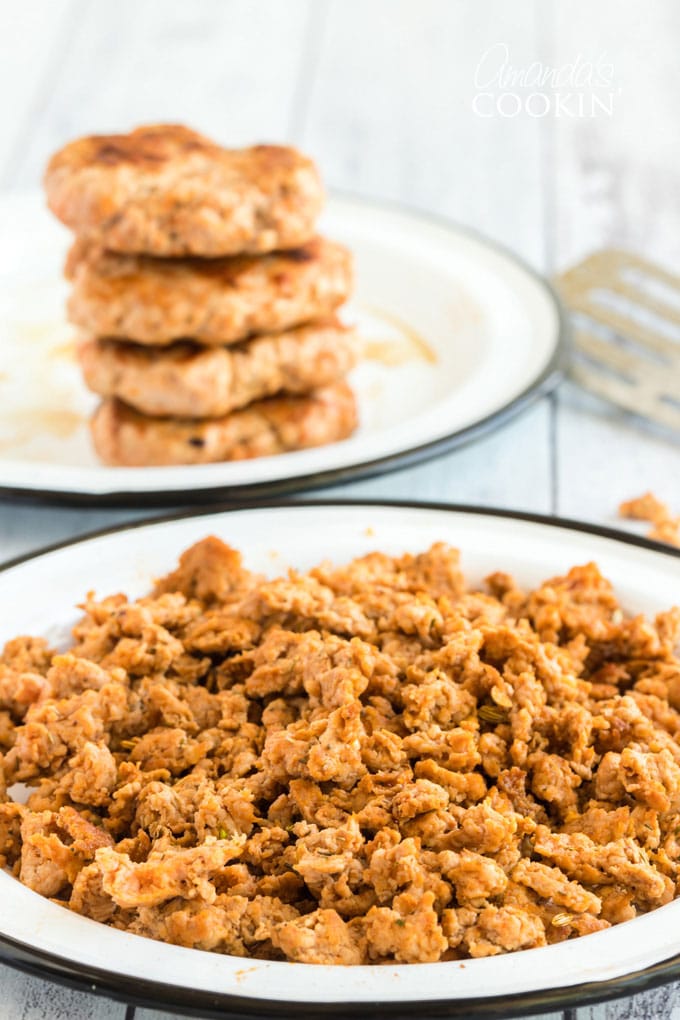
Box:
(44, 125), (358, 467)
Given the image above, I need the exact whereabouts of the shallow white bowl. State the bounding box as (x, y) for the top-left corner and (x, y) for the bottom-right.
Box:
(0, 502), (678, 1017)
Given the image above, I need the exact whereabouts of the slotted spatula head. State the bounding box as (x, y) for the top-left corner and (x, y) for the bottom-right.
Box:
(555, 249), (680, 433)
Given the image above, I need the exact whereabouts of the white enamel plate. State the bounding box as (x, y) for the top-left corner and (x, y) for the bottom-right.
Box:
(0, 502), (679, 1017)
(0, 194), (564, 505)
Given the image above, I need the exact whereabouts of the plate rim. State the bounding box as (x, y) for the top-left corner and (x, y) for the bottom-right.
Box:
(0, 190), (568, 508)
(0, 498), (679, 1018)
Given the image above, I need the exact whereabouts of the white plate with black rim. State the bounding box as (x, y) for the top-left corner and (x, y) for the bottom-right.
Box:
(0, 193), (565, 507)
(0, 500), (679, 1018)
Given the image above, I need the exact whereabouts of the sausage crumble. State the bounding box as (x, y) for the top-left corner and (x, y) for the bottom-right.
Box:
(620, 492), (680, 548)
(1, 537), (679, 965)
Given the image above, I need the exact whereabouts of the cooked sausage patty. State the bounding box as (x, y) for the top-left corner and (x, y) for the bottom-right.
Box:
(78, 319), (359, 419)
(45, 125), (323, 256)
(67, 237), (352, 345)
(90, 383), (358, 466)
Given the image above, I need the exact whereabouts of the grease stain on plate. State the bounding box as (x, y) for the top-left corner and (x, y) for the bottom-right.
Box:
(358, 305), (438, 365)
(48, 338), (77, 360)
(0, 308), (93, 461)
(0, 408), (85, 454)
(234, 966), (258, 983)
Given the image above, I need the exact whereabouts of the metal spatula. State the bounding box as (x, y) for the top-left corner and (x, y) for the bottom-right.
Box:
(555, 249), (680, 433)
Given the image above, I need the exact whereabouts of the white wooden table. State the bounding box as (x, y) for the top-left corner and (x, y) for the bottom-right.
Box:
(0, 1), (678, 1017)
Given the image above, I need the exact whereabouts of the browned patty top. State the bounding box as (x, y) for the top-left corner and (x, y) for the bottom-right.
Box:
(45, 125), (324, 256)
(51, 124), (219, 170)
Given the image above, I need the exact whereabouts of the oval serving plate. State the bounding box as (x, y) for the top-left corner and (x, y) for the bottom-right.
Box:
(0, 500), (679, 1018)
(0, 193), (565, 506)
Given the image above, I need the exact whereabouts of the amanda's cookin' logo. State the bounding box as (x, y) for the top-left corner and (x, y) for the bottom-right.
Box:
(472, 43), (618, 118)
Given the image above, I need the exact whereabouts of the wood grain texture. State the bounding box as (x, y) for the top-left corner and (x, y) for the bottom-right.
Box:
(0, 504), (156, 562)
(0, 0), (80, 189)
(0, 961), (124, 1019)
(305, 0), (554, 514)
(550, 0), (680, 533)
(5, 0), (312, 188)
(577, 983), (680, 1020)
(314, 401), (553, 511)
